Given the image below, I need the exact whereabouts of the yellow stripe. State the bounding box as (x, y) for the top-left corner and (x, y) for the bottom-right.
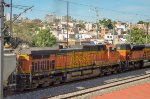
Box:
(18, 71), (30, 74)
(18, 54), (29, 59)
(144, 48), (150, 51)
(117, 50), (130, 52)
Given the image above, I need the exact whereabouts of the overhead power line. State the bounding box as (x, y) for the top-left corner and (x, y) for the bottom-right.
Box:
(12, 6), (34, 23)
(11, 5), (133, 22)
(58, 0), (150, 18)
(12, 4), (31, 8)
(8, 1), (141, 22)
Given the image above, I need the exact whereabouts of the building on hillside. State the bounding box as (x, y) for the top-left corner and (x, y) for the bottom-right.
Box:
(99, 26), (109, 39)
(115, 21), (128, 35)
(115, 22), (128, 31)
(135, 24), (145, 29)
(22, 18), (32, 23)
(85, 23), (93, 31)
(56, 16), (62, 21)
(61, 22), (74, 28)
(6, 13), (10, 21)
(78, 29), (88, 34)
(133, 23), (150, 34)
(118, 34), (128, 43)
(58, 34), (70, 41)
(62, 16), (72, 22)
(45, 14), (56, 23)
(75, 33), (92, 40)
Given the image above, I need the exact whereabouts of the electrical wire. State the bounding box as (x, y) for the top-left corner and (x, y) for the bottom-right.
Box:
(7, 0), (150, 18)
(7, 0), (148, 22)
(58, 0), (150, 18)
(11, 6), (134, 22)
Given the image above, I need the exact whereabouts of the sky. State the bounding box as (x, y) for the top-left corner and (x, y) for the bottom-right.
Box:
(5, 0), (150, 22)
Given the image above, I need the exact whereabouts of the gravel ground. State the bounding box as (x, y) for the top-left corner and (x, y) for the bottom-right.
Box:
(4, 67), (150, 99)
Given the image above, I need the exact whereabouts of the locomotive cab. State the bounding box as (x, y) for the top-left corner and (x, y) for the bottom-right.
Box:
(116, 44), (131, 61)
(106, 44), (120, 64)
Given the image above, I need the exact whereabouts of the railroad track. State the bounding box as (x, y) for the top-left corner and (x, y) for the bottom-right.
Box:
(47, 73), (150, 99)
(5, 67), (148, 96)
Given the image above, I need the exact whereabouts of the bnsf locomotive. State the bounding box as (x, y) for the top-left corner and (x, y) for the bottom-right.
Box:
(3, 44), (150, 91)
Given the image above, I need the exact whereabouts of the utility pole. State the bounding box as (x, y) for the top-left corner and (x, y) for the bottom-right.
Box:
(66, 0), (69, 47)
(146, 22), (149, 44)
(90, 7), (99, 44)
(95, 7), (99, 42)
(129, 22), (132, 43)
(112, 22), (115, 44)
(0, 0), (4, 99)
(145, 19), (150, 44)
(10, 0), (12, 37)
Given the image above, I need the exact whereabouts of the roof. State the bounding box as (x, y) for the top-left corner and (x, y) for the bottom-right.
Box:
(18, 47), (59, 54)
(18, 47), (84, 54)
(18, 44), (106, 54)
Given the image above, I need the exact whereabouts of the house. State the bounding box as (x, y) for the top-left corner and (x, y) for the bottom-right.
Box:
(115, 22), (128, 35)
(99, 26), (109, 39)
(85, 23), (93, 31)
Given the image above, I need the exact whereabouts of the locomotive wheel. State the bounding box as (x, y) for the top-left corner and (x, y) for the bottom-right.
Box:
(41, 82), (49, 87)
(107, 67), (112, 75)
(54, 79), (61, 85)
(134, 61), (142, 69)
(139, 60), (144, 68)
(32, 80), (39, 89)
(41, 78), (50, 87)
(112, 66), (118, 74)
(17, 87), (24, 92)
(53, 76), (62, 85)
(134, 62), (139, 69)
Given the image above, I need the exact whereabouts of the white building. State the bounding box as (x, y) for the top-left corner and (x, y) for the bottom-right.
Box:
(61, 22), (74, 28)
(75, 34), (92, 40)
(115, 22), (128, 35)
(45, 14), (56, 23)
(58, 34), (70, 41)
(104, 34), (114, 41)
(6, 13), (10, 21)
(119, 34), (128, 43)
(85, 23), (93, 31)
(62, 16), (72, 22)
(79, 29), (87, 34)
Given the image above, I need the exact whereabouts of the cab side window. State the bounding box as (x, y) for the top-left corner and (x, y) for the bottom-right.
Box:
(109, 47), (116, 52)
(32, 62), (35, 71)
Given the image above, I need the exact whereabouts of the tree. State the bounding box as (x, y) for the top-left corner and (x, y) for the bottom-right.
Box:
(13, 22), (34, 43)
(4, 18), (45, 48)
(127, 27), (150, 44)
(99, 19), (114, 29)
(33, 29), (56, 47)
(32, 19), (42, 23)
(137, 20), (145, 24)
(137, 20), (150, 26)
